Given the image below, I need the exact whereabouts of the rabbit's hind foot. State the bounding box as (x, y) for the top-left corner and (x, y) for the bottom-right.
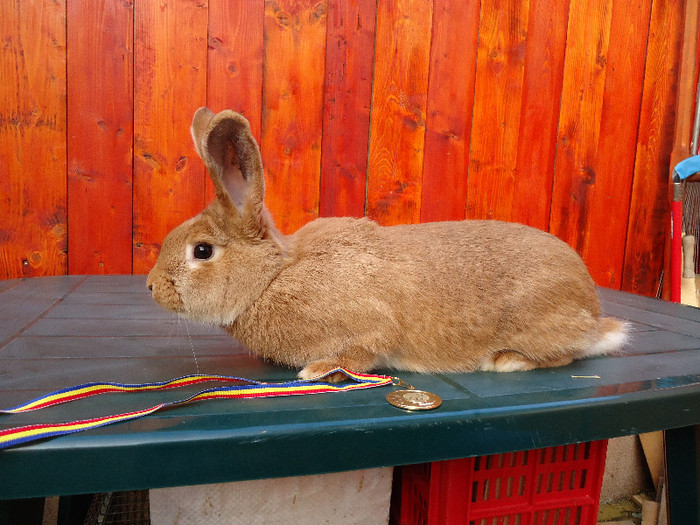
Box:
(480, 350), (573, 372)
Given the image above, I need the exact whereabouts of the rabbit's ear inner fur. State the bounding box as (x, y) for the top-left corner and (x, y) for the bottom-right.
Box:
(191, 108), (265, 219)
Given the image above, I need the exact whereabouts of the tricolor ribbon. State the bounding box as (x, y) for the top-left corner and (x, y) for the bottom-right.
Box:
(0, 369), (393, 450)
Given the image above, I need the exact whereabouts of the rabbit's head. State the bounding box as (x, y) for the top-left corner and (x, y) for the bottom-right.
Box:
(147, 108), (287, 326)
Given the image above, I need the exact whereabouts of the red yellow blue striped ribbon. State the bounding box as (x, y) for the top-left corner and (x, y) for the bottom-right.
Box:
(0, 369), (392, 450)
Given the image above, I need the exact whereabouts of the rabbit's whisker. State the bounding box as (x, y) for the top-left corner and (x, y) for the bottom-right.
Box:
(182, 319), (201, 374)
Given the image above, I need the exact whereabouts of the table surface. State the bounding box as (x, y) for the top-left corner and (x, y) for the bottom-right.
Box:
(1, 275), (699, 500)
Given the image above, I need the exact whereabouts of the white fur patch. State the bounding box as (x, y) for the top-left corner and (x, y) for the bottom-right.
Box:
(585, 321), (630, 356)
(491, 359), (532, 372)
(479, 356), (532, 372)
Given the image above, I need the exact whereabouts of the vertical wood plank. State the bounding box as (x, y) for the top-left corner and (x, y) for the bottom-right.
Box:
(420, 0), (479, 223)
(207, 1), (264, 139)
(366, 0), (433, 226)
(0, 1), (67, 279)
(584, 0), (651, 288)
(67, 0), (134, 275)
(207, 1), (264, 203)
(552, 0), (650, 289)
(549, 0), (612, 255)
(622, 0), (684, 296)
(668, 0), (700, 171)
(465, 0), (530, 222)
(510, 0), (568, 230)
(261, 0), (328, 234)
(319, 0), (377, 219)
(132, 0), (208, 274)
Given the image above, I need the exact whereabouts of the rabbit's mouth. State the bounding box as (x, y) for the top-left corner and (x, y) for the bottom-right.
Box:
(148, 277), (184, 314)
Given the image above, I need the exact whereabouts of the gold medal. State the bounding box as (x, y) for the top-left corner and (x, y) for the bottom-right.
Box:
(386, 389), (442, 411)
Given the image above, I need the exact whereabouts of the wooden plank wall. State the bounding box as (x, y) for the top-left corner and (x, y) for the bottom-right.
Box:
(0, 0), (692, 298)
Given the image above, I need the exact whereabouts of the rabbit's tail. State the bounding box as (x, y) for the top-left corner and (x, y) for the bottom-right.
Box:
(585, 317), (629, 356)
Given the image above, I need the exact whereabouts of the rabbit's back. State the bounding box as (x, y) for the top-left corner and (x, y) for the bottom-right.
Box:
(228, 218), (604, 373)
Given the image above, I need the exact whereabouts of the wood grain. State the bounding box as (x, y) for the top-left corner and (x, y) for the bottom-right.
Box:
(132, 0), (208, 274)
(261, 0), (328, 234)
(584, 0), (651, 288)
(420, 0), (479, 223)
(207, 1), (264, 138)
(622, 0), (684, 296)
(510, 0), (568, 230)
(0, 0), (687, 299)
(67, 0), (134, 275)
(206, 1), (265, 204)
(552, 0), (651, 289)
(549, 0), (612, 257)
(366, 0), (433, 226)
(466, 0), (530, 222)
(319, 0), (377, 218)
(0, 0), (67, 278)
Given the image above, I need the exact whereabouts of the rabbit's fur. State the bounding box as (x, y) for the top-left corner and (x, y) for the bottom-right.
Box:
(147, 108), (628, 380)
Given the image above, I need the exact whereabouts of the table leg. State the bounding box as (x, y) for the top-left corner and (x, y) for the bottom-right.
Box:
(665, 425), (700, 524)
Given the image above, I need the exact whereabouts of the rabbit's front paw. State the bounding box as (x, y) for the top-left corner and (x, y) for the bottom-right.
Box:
(298, 347), (378, 382)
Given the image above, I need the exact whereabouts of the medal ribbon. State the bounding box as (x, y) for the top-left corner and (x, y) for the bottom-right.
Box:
(0, 369), (393, 450)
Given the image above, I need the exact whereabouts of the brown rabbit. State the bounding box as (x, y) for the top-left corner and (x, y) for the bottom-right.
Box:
(146, 108), (628, 381)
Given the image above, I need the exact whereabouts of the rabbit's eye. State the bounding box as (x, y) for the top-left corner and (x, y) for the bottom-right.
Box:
(193, 243), (214, 260)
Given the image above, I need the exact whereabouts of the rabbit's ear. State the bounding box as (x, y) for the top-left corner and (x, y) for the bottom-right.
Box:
(191, 107), (215, 160)
(191, 108), (265, 221)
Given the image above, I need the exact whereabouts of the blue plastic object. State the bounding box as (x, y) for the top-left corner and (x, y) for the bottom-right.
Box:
(674, 154), (700, 181)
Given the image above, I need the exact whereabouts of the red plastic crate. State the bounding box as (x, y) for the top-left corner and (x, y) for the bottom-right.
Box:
(391, 440), (608, 525)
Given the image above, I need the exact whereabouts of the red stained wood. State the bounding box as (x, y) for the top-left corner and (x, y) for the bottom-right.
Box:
(420, 0), (479, 223)
(206, 1), (265, 204)
(67, 0), (133, 275)
(132, 0), (209, 275)
(261, 0), (328, 234)
(622, 0), (684, 296)
(0, 0), (688, 299)
(319, 0), (377, 219)
(207, 2), (264, 139)
(0, 0), (67, 279)
(510, 0), (568, 230)
(549, 0), (613, 257)
(552, 0), (651, 289)
(466, 0), (530, 222)
(583, 0), (651, 289)
(669, 0), (700, 171)
(366, 0), (433, 226)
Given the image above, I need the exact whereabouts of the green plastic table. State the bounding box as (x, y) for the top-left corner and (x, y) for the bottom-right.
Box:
(1, 275), (699, 520)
